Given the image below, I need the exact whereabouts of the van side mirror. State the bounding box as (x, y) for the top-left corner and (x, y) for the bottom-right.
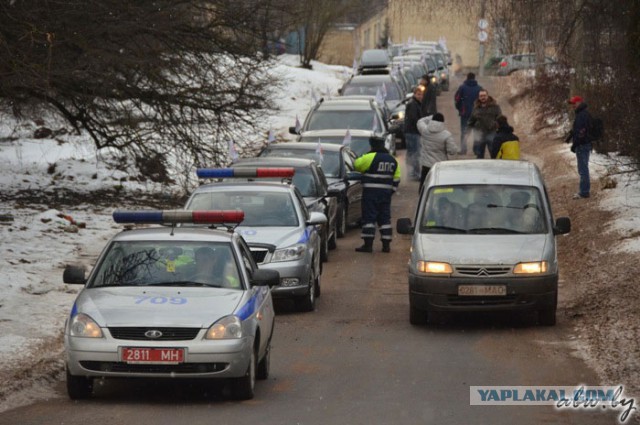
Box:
(553, 217), (571, 235)
(396, 218), (414, 234)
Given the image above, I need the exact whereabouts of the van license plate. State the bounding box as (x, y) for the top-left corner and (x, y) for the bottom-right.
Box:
(458, 285), (507, 296)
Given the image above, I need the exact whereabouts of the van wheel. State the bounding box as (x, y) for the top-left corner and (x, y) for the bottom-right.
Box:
(66, 368), (93, 400)
(538, 308), (556, 326)
(409, 305), (428, 325)
(256, 341), (270, 380)
(295, 273), (316, 312)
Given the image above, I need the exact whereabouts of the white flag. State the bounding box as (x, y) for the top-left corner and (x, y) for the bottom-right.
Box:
(267, 128), (275, 144)
(375, 87), (384, 105)
(311, 88), (318, 105)
(352, 58), (358, 75)
(372, 114), (378, 132)
(315, 138), (324, 164)
(228, 140), (239, 163)
(381, 83), (387, 99)
(295, 115), (301, 133)
(342, 128), (352, 146)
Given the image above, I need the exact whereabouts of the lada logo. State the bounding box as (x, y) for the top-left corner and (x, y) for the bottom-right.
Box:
(145, 330), (163, 339)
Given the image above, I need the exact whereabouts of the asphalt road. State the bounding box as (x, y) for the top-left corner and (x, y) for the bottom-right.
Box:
(0, 76), (620, 425)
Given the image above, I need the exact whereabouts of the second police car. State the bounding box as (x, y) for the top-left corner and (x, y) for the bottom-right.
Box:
(185, 167), (326, 312)
(63, 209), (278, 400)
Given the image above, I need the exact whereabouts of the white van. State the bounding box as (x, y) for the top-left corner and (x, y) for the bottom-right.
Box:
(397, 160), (571, 326)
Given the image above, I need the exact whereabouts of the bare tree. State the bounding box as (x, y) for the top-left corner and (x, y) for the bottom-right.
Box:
(0, 0), (284, 184)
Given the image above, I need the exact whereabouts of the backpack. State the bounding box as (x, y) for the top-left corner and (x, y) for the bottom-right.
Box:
(588, 116), (604, 141)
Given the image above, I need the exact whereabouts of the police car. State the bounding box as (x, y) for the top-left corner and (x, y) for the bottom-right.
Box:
(185, 167), (326, 312)
(63, 210), (278, 400)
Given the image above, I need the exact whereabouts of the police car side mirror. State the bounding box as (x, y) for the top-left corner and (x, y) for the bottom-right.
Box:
(396, 218), (414, 234)
(251, 269), (280, 287)
(553, 217), (571, 235)
(63, 264), (87, 285)
(289, 126), (299, 135)
(307, 212), (327, 225)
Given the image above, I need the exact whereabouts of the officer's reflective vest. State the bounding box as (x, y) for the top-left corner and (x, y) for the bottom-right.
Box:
(354, 151), (401, 192)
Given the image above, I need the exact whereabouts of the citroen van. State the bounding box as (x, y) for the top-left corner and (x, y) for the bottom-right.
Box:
(397, 160), (571, 326)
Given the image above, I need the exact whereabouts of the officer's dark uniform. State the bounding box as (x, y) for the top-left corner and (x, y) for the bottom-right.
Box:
(353, 137), (401, 253)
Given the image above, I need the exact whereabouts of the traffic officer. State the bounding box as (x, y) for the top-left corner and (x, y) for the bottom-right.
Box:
(354, 136), (401, 253)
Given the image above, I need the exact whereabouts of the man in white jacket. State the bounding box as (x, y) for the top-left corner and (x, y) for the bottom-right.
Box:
(417, 113), (459, 191)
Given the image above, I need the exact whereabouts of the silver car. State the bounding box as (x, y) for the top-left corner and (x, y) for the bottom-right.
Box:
(185, 174), (326, 312)
(397, 160), (571, 326)
(63, 210), (279, 400)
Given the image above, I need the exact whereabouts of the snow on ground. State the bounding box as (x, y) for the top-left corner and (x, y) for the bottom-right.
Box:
(1, 54), (639, 413)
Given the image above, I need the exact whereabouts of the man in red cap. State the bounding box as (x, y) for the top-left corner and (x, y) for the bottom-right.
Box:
(567, 95), (592, 199)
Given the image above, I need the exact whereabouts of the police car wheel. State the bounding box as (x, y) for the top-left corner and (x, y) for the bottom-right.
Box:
(256, 341), (270, 380)
(295, 274), (316, 312)
(66, 368), (93, 400)
(320, 231), (329, 262)
(313, 267), (321, 298)
(231, 348), (256, 400)
(409, 305), (428, 326)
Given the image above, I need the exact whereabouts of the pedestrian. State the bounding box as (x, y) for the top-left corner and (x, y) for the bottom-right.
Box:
(467, 89), (502, 159)
(567, 95), (592, 199)
(419, 74), (438, 116)
(490, 115), (520, 159)
(454, 72), (483, 155)
(354, 136), (401, 253)
(404, 85), (425, 180)
(416, 112), (458, 191)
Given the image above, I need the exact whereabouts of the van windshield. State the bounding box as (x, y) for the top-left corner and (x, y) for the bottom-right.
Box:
(419, 185), (547, 234)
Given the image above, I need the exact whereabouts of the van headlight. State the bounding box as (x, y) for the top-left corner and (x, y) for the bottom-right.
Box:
(417, 261), (452, 274)
(513, 261), (548, 274)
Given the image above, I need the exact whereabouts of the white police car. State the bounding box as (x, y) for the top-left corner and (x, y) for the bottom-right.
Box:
(185, 167), (326, 312)
(63, 210), (278, 400)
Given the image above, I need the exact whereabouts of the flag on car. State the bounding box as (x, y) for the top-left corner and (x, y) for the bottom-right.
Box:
(381, 83), (387, 99)
(352, 58), (358, 75)
(295, 115), (301, 133)
(228, 140), (239, 163)
(267, 128), (275, 144)
(375, 87), (384, 105)
(343, 128), (352, 146)
(311, 88), (318, 105)
(372, 114), (378, 132)
(315, 138), (323, 164)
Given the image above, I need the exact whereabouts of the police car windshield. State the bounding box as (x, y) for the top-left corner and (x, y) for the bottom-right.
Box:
(419, 185), (547, 234)
(187, 191), (299, 227)
(88, 241), (243, 289)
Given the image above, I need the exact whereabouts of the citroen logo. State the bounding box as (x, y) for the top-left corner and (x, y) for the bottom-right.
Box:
(145, 330), (163, 339)
(477, 268), (489, 277)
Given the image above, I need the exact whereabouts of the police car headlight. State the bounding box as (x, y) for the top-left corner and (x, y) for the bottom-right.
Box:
(205, 315), (243, 339)
(272, 244), (306, 262)
(513, 261), (548, 274)
(69, 313), (103, 338)
(417, 261), (452, 274)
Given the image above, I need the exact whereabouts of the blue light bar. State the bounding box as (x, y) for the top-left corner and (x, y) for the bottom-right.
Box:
(197, 168), (234, 178)
(112, 210), (244, 224)
(113, 210), (163, 223)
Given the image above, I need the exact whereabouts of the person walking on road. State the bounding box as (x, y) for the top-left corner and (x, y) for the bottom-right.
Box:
(354, 137), (401, 253)
(566, 95), (592, 199)
(467, 89), (502, 159)
(419, 74), (438, 117)
(490, 115), (520, 159)
(454, 72), (482, 155)
(404, 85), (425, 180)
(416, 112), (458, 191)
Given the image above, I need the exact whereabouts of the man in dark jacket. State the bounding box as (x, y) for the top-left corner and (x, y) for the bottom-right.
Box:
(454, 72), (482, 155)
(419, 75), (438, 116)
(568, 95), (592, 199)
(354, 137), (401, 253)
(404, 85), (425, 180)
(467, 89), (502, 159)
